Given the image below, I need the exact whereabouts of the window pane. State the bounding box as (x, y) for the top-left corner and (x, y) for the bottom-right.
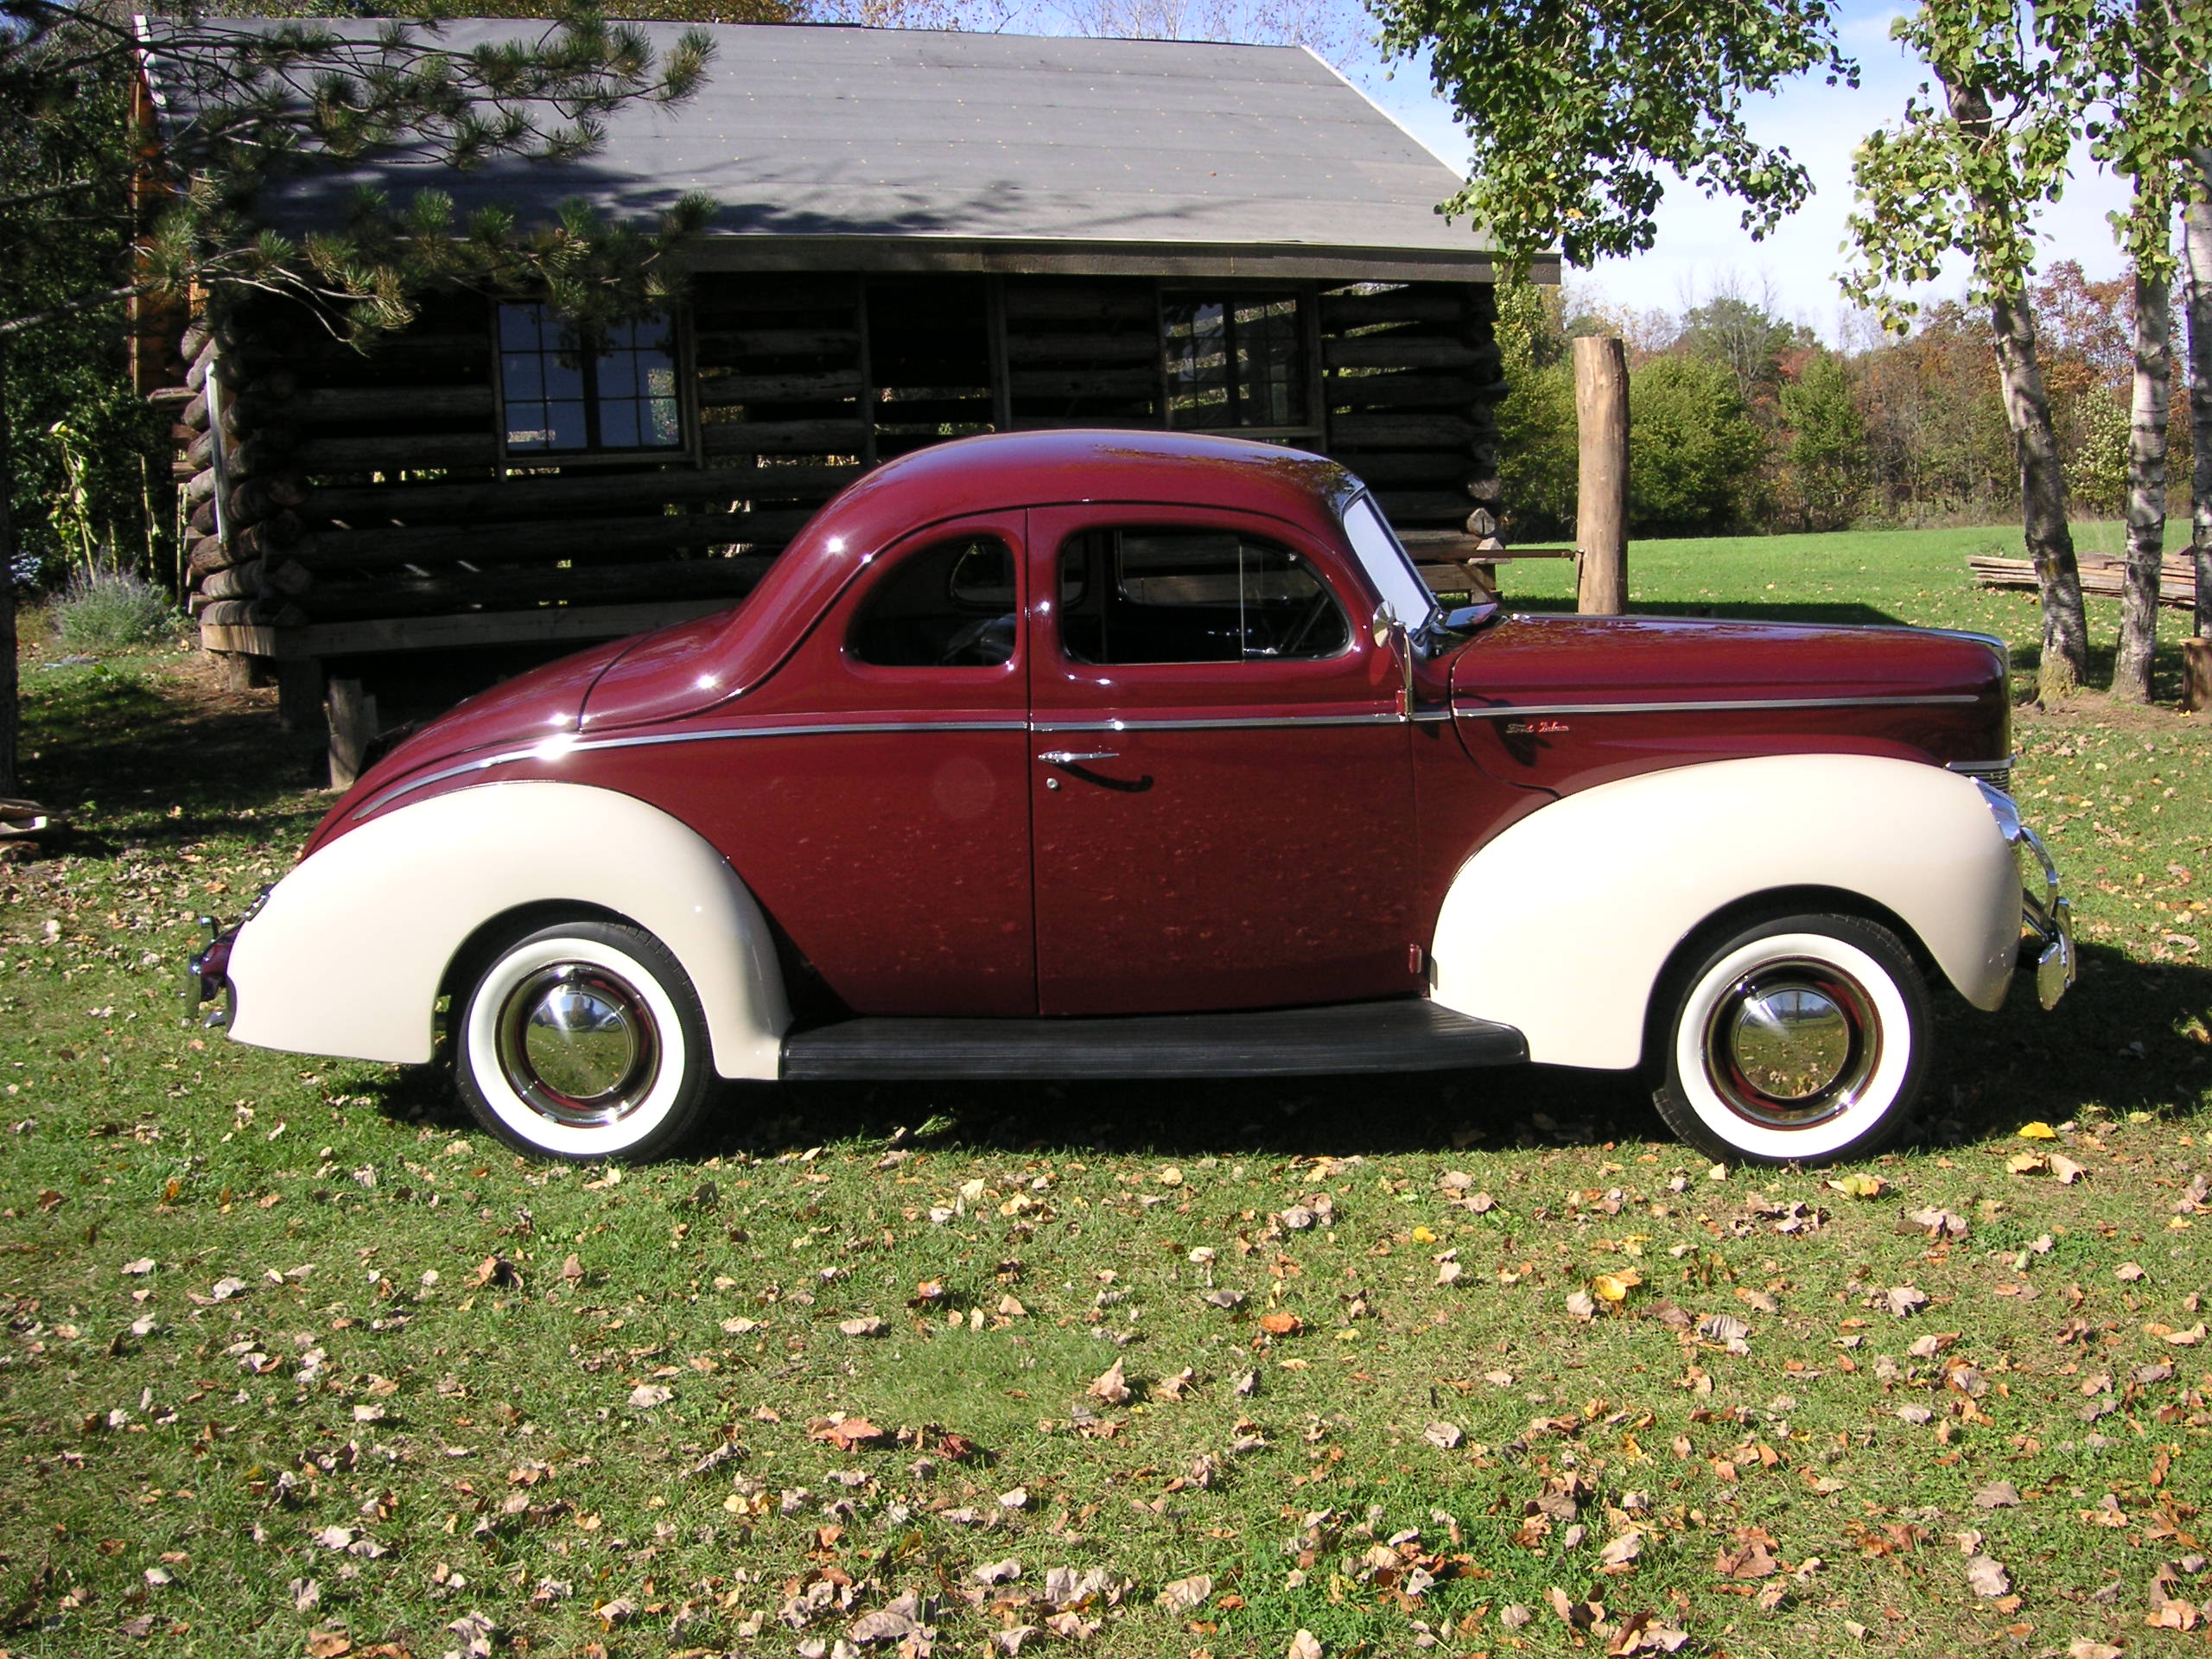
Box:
(645, 397), (683, 448)
(1059, 527), (1345, 664)
(544, 400), (588, 450)
(1164, 300), (1230, 428)
(498, 302), (683, 455)
(849, 535), (1020, 668)
(507, 404), (551, 450)
(600, 399), (640, 450)
(499, 304), (543, 351)
(502, 353), (543, 401)
(1235, 299), (1306, 427)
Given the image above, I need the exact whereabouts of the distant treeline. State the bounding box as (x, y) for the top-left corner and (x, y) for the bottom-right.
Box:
(1497, 264), (2196, 541)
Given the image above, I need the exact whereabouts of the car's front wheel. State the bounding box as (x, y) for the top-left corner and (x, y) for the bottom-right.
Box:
(1651, 912), (1931, 1166)
(456, 918), (715, 1161)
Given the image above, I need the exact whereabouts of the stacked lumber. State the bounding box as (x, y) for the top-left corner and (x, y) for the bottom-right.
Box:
(1319, 283), (1505, 548)
(1968, 551), (2199, 610)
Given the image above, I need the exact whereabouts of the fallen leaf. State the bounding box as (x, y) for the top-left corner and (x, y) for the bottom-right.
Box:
(810, 1416), (887, 1452)
(1974, 1481), (2022, 1510)
(2068, 1643), (2123, 1659)
(2017, 1121), (2059, 1140)
(122, 1258), (155, 1276)
(839, 1316), (885, 1338)
(626, 1384), (672, 1409)
(1566, 1290), (1597, 1320)
(2116, 1262), (2146, 1282)
(1599, 1532), (1643, 1573)
(1593, 1270), (1643, 1304)
(1286, 1631), (1324, 1659)
(1155, 1573), (1213, 1613)
(1088, 1359), (1131, 1406)
(1499, 1603), (1534, 1628)
(306, 1630), (353, 1658)
(1827, 1173), (1886, 1198)
(1881, 1286), (1929, 1319)
(1259, 1312), (1303, 1336)
(1965, 1555), (2012, 1599)
(1422, 1421), (1464, 1450)
(2049, 1154), (2087, 1184)
(975, 1558), (1023, 1585)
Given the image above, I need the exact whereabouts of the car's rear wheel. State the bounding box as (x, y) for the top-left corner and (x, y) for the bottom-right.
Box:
(1651, 912), (1930, 1166)
(456, 918), (714, 1162)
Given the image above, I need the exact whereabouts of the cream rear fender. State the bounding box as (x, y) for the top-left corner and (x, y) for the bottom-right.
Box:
(226, 781), (791, 1078)
(1428, 753), (2020, 1071)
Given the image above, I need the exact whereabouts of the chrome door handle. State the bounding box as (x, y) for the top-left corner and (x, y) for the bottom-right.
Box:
(1037, 750), (1119, 766)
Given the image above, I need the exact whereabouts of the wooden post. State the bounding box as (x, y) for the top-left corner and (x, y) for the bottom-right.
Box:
(276, 658), (326, 735)
(1573, 334), (1629, 615)
(2185, 638), (2212, 713)
(327, 677), (380, 791)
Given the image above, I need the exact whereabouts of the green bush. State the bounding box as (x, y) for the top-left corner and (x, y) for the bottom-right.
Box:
(1628, 354), (1765, 536)
(50, 566), (179, 652)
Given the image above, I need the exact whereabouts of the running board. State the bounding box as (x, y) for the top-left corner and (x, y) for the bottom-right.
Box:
(778, 999), (1526, 1081)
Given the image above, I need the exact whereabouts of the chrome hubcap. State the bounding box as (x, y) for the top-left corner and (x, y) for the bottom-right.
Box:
(1702, 957), (1878, 1130)
(495, 964), (660, 1128)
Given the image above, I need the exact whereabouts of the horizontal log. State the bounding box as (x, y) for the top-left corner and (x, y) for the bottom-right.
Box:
(693, 327), (861, 361)
(296, 332), (487, 370)
(180, 322), (212, 363)
(1324, 337), (1492, 372)
(186, 353), (214, 393)
(199, 558), (312, 601)
(243, 385), (495, 426)
(230, 473), (310, 523)
(1325, 372), (1484, 410)
(239, 368), (299, 404)
(1006, 330), (1159, 365)
(302, 510), (810, 571)
(187, 533), (234, 580)
(1325, 449), (1473, 487)
(1001, 289), (1154, 324)
(300, 553), (775, 623)
(182, 466), (217, 504)
(695, 276), (860, 313)
(700, 418), (868, 457)
(1969, 556), (2196, 607)
(291, 432), (502, 472)
(235, 516), (307, 559)
(871, 399), (994, 426)
(185, 428), (217, 471)
(1375, 490), (1488, 524)
(181, 390), (210, 431)
(305, 462), (858, 528)
(189, 498), (219, 538)
(1319, 288), (1471, 327)
(697, 369), (867, 408)
(196, 597), (308, 628)
(1010, 367), (1159, 399)
(1329, 412), (1483, 448)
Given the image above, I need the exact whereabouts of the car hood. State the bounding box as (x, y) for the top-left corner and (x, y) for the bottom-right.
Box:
(1446, 613), (2010, 793)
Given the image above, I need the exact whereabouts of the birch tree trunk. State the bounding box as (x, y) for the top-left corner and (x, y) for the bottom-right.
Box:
(1987, 288), (2090, 696)
(2186, 155), (2212, 644)
(2115, 250), (2172, 702)
(0, 346), (19, 798)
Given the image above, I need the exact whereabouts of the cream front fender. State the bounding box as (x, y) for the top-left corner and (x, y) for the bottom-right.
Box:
(226, 781), (790, 1077)
(1428, 754), (2019, 1071)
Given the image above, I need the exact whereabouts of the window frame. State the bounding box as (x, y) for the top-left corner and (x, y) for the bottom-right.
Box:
(1156, 282), (1324, 441)
(842, 527), (1027, 675)
(491, 299), (702, 471)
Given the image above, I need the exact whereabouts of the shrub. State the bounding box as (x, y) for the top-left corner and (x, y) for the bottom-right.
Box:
(50, 566), (179, 652)
(1628, 354), (1766, 536)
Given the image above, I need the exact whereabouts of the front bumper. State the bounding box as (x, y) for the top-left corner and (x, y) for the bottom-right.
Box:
(1978, 781), (2076, 1009)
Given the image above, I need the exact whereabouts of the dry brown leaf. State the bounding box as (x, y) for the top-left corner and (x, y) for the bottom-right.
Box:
(1259, 1312), (1304, 1336)
(1088, 1359), (1131, 1406)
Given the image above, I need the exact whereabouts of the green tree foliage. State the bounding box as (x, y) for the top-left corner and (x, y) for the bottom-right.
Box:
(1627, 354), (1765, 537)
(1491, 278), (1577, 538)
(1369, 0), (1857, 269)
(1778, 347), (1867, 530)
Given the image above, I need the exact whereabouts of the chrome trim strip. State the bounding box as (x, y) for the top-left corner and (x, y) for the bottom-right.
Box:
(1031, 712), (1406, 733)
(1451, 693), (1981, 719)
(350, 719), (1029, 819)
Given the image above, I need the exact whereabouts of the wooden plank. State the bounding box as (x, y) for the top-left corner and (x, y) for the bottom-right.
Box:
(1325, 372), (1484, 410)
(1322, 450), (1467, 486)
(1324, 337), (1490, 372)
(293, 432), (501, 472)
(1001, 288), (1155, 323)
(302, 510), (810, 571)
(201, 596), (744, 661)
(696, 369), (866, 407)
(1319, 289), (1470, 327)
(302, 554), (774, 622)
(1329, 412), (1481, 448)
(700, 418), (869, 457)
(1005, 330), (1159, 365)
(1010, 367), (1160, 399)
(284, 385), (494, 423)
(306, 463), (858, 527)
(692, 327), (861, 359)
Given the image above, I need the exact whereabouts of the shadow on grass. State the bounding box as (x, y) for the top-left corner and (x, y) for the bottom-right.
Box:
(23, 661), (324, 851)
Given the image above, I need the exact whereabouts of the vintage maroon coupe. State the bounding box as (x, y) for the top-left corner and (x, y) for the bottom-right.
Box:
(192, 430), (2072, 1165)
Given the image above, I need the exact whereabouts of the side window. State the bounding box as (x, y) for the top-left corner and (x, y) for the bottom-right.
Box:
(849, 534), (1019, 668)
(1058, 527), (1349, 666)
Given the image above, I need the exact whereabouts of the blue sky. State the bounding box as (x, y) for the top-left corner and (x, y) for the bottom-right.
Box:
(1342, 1), (2135, 341)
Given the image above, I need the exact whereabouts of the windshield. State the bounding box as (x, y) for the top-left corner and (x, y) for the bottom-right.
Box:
(1339, 493), (1438, 638)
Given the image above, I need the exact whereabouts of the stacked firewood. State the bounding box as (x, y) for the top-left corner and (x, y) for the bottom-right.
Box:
(1968, 550), (2200, 610)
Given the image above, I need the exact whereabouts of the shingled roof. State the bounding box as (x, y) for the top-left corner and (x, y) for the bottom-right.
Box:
(142, 20), (1540, 283)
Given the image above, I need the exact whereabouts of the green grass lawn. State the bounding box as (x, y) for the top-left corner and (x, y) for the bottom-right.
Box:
(1, 528), (2207, 1659)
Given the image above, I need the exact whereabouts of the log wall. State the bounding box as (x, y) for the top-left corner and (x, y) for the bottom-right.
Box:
(177, 272), (1504, 649)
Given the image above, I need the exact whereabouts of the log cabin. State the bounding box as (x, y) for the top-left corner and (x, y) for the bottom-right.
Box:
(137, 20), (1554, 759)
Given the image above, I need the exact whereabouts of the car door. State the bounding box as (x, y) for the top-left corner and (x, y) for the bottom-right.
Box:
(1027, 504), (1421, 1016)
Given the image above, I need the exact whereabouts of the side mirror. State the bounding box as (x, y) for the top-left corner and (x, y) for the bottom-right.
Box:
(1370, 604), (1414, 715)
(1370, 604), (1397, 649)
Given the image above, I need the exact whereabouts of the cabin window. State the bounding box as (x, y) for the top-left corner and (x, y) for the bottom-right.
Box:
(1162, 293), (1309, 430)
(498, 303), (683, 454)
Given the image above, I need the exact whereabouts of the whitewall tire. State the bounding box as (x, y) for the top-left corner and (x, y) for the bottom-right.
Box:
(456, 919), (715, 1162)
(1652, 913), (1930, 1166)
